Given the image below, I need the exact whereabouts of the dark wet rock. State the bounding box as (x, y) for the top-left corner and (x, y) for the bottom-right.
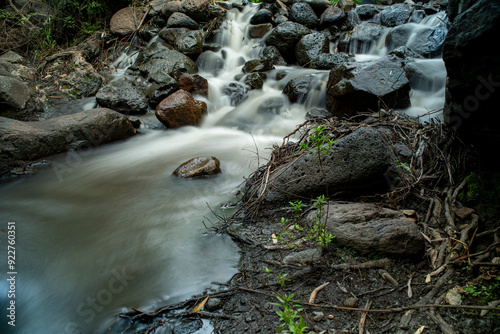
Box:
(167, 12), (199, 29)
(110, 7), (144, 36)
(0, 108), (136, 161)
(289, 2), (319, 28)
(388, 45), (422, 63)
(160, 1), (181, 20)
(250, 9), (273, 25)
(410, 9), (426, 23)
(319, 5), (346, 29)
(209, 3), (227, 18)
(150, 0), (170, 16)
(283, 74), (320, 103)
(265, 22), (311, 62)
(242, 58), (274, 73)
(173, 318), (203, 334)
(295, 32), (329, 66)
(96, 79), (148, 115)
(443, 0), (500, 151)
(257, 96), (287, 114)
(302, 0), (332, 15)
(283, 248), (322, 265)
(355, 4), (381, 20)
(305, 108), (332, 120)
(338, 22), (388, 54)
(248, 23), (273, 39)
(130, 42), (171, 69)
(137, 49), (198, 79)
(174, 30), (204, 56)
(379, 3), (413, 27)
(0, 75), (32, 110)
(216, 0), (232, 10)
(386, 24), (447, 58)
(326, 56), (410, 116)
(196, 51), (225, 75)
(262, 46), (287, 66)
(155, 89), (207, 128)
(173, 156), (221, 178)
(250, 127), (398, 202)
(307, 52), (354, 70)
(180, 0), (211, 21)
(308, 202), (425, 257)
(222, 82), (248, 106)
(244, 73), (265, 90)
(144, 78), (179, 108)
(205, 297), (224, 312)
(178, 74), (209, 97)
(159, 26), (191, 44)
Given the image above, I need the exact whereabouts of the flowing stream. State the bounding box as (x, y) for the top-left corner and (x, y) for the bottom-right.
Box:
(0, 4), (448, 334)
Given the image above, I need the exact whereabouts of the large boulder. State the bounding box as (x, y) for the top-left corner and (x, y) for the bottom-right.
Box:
(319, 5), (346, 29)
(180, 0), (211, 21)
(308, 52), (354, 70)
(289, 3), (319, 28)
(174, 30), (204, 56)
(134, 48), (198, 79)
(173, 156), (222, 178)
(385, 23), (447, 58)
(379, 3), (413, 27)
(265, 22), (311, 63)
(282, 74), (322, 103)
(155, 89), (207, 128)
(96, 79), (148, 115)
(443, 0), (500, 153)
(178, 74), (209, 97)
(326, 55), (411, 116)
(251, 127), (398, 202)
(307, 202), (425, 257)
(110, 7), (144, 36)
(0, 75), (32, 110)
(295, 32), (329, 66)
(0, 108), (136, 161)
(167, 12), (199, 29)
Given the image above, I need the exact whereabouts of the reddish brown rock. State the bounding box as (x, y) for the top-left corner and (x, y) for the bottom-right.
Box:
(155, 89), (207, 128)
(178, 74), (209, 98)
(173, 156), (222, 178)
(110, 7), (144, 36)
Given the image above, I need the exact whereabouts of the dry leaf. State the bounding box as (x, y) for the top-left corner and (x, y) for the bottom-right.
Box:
(407, 277), (413, 298)
(414, 325), (426, 334)
(271, 233), (278, 244)
(192, 295), (209, 312)
(425, 274), (431, 283)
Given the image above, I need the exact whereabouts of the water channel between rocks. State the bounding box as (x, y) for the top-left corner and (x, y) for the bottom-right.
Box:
(0, 3), (448, 334)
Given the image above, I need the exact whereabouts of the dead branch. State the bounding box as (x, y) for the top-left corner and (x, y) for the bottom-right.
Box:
(309, 282), (330, 304)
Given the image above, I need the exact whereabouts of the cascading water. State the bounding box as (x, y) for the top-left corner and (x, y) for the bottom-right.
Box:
(0, 2), (449, 334)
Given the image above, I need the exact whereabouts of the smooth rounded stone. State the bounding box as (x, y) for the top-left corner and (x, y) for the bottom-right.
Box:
(308, 52), (354, 70)
(295, 32), (329, 66)
(180, 0), (211, 21)
(244, 73), (264, 90)
(265, 21), (311, 62)
(0, 75), (32, 110)
(178, 74), (209, 97)
(221, 82), (248, 106)
(0, 51), (25, 64)
(249, 127), (399, 203)
(174, 30), (204, 56)
(307, 201), (425, 257)
(155, 89), (207, 128)
(343, 297), (359, 308)
(326, 56), (410, 117)
(283, 74), (318, 103)
(302, 0), (332, 15)
(289, 2), (319, 28)
(283, 248), (322, 265)
(196, 51), (224, 75)
(167, 12), (199, 29)
(248, 23), (273, 39)
(305, 108), (332, 119)
(262, 46), (287, 66)
(96, 78), (148, 115)
(242, 58), (274, 73)
(319, 5), (346, 29)
(110, 7), (144, 36)
(205, 297), (224, 312)
(159, 26), (190, 44)
(257, 96), (287, 114)
(138, 49), (198, 79)
(250, 8), (273, 24)
(379, 3), (413, 27)
(160, 1), (181, 20)
(173, 156), (222, 178)
(0, 108), (136, 161)
(355, 4), (380, 20)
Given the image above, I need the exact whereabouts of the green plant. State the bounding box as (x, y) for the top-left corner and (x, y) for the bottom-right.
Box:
(277, 273), (290, 287)
(459, 172), (481, 203)
(306, 195), (335, 249)
(289, 200), (303, 218)
(300, 125), (335, 157)
(463, 277), (500, 304)
(271, 293), (308, 334)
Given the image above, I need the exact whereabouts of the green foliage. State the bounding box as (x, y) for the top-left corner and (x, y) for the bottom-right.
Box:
(300, 125), (335, 157)
(459, 172), (481, 203)
(306, 195), (335, 249)
(463, 277), (500, 304)
(271, 293), (308, 334)
(277, 273), (290, 287)
(288, 200), (303, 219)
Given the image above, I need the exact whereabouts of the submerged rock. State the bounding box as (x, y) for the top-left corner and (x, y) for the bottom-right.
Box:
(265, 21), (311, 63)
(307, 202), (425, 257)
(283, 74), (322, 103)
(173, 156), (222, 178)
(0, 108), (136, 161)
(295, 32), (329, 66)
(155, 89), (207, 128)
